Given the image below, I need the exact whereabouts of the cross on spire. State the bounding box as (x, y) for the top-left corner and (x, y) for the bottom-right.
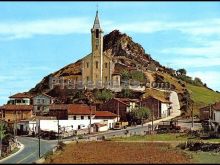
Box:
(96, 3), (99, 13)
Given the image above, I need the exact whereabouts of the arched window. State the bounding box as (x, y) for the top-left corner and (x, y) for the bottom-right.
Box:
(96, 61), (98, 69)
(96, 29), (99, 38)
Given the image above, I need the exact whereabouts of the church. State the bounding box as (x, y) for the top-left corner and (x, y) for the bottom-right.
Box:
(81, 11), (120, 88)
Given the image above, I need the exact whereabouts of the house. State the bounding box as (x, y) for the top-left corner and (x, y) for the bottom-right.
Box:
(100, 98), (140, 121)
(39, 104), (118, 134)
(141, 96), (171, 119)
(199, 105), (212, 121)
(33, 93), (54, 115)
(7, 92), (33, 105)
(16, 116), (56, 135)
(211, 102), (220, 123)
(49, 104), (96, 120)
(0, 104), (33, 123)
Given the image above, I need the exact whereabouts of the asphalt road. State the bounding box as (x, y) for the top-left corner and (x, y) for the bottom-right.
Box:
(1, 136), (57, 164)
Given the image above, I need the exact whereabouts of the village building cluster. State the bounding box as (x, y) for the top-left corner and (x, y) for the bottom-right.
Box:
(0, 11), (174, 138)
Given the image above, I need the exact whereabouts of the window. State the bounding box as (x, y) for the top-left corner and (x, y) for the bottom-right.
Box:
(86, 62), (89, 68)
(96, 29), (99, 38)
(73, 116), (76, 120)
(87, 76), (89, 81)
(96, 61), (98, 69)
(42, 99), (45, 104)
(81, 116), (84, 120)
(88, 116), (90, 119)
(105, 76), (108, 82)
(105, 62), (108, 68)
(22, 100), (25, 103)
(37, 99), (40, 104)
(37, 106), (40, 111)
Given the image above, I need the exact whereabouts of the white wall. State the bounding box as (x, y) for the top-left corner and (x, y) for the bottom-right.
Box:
(169, 91), (180, 113)
(161, 103), (170, 118)
(38, 118), (117, 133)
(213, 110), (220, 123)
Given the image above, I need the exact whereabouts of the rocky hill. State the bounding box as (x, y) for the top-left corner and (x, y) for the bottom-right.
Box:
(28, 29), (220, 116)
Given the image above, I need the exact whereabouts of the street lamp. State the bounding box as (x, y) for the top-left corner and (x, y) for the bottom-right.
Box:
(85, 97), (94, 134)
(38, 119), (41, 158)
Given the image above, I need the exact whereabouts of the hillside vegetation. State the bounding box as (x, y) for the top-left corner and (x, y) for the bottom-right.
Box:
(187, 83), (220, 116)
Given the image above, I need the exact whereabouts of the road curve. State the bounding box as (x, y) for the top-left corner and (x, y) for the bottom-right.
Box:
(0, 136), (57, 164)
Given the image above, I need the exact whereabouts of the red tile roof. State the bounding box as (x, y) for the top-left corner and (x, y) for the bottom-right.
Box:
(67, 104), (96, 115)
(145, 96), (171, 104)
(0, 105), (33, 111)
(212, 102), (220, 111)
(9, 92), (33, 99)
(95, 111), (118, 117)
(49, 104), (68, 110)
(49, 104), (96, 115)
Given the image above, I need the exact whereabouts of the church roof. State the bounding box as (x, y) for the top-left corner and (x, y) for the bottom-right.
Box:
(92, 11), (101, 30)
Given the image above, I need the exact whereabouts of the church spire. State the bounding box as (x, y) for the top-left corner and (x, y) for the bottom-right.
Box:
(92, 10), (101, 30)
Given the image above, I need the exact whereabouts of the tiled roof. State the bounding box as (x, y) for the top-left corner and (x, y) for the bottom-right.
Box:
(0, 105), (33, 111)
(200, 102), (220, 111)
(33, 93), (54, 98)
(9, 92), (33, 99)
(49, 104), (67, 110)
(144, 95), (171, 104)
(67, 104), (96, 115)
(212, 102), (220, 111)
(95, 111), (118, 117)
(49, 104), (96, 115)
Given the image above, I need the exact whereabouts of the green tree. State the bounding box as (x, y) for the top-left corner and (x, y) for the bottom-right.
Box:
(177, 68), (187, 76)
(193, 77), (203, 86)
(130, 70), (146, 82)
(119, 88), (133, 98)
(95, 89), (114, 102)
(121, 70), (130, 81)
(128, 107), (151, 125)
(0, 123), (7, 157)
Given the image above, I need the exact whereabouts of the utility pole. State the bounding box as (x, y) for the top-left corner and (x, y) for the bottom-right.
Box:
(151, 104), (154, 132)
(57, 113), (60, 144)
(38, 119), (41, 158)
(117, 101), (119, 122)
(89, 105), (92, 134)
(209, 104), (212, 119)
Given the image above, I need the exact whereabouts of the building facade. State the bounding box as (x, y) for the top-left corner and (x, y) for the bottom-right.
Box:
(33, 93), (54, 115)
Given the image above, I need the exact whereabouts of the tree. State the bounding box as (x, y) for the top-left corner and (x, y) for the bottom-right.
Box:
(95, 89), (114, 102)
(130, 70), (146, 83)
(193, 77), (203, 86)
(177, 68), (187, 76)
(127, 107), (151, 125)
(121, 70), (130, 81)
(0, 123), (7, 157)
(119, 88), (133, 98)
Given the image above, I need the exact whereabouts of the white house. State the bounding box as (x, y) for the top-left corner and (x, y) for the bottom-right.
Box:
(38, 111), (118, 134)
(35, 104), (119, 134)
(8, 92), (33, 105)
(212, 102), (220, 124)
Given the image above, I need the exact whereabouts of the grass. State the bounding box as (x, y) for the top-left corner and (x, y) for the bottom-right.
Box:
(186, 151), (220, 164)
(0, 147), (19, 160)
(110, 133), (189, 142)
(110, 133), (220, 143)
(187, 83), (220, 116)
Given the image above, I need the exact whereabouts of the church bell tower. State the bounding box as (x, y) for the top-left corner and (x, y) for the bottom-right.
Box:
(91, 10), (104, 85)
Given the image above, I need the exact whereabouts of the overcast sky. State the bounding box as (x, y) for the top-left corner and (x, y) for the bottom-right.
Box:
(0, 2), (220, 105)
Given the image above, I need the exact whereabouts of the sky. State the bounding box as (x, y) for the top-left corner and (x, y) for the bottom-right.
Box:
(0, 2), (220, 105)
